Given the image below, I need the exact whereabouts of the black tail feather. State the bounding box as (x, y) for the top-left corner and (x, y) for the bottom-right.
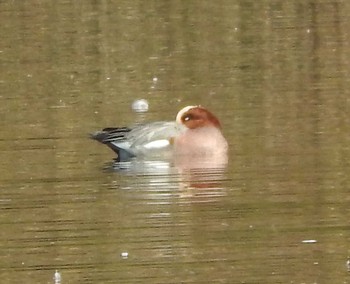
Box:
(90, 127), (131, 143)
(90, 127), (134, 161)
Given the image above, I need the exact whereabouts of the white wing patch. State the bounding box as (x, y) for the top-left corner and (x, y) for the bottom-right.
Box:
(143, 139), (170, 149)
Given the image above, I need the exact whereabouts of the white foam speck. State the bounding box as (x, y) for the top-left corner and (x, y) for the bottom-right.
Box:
(54, 270), (61, 283)
(302, 239), (317, 244)
(131, 99), (149, 113)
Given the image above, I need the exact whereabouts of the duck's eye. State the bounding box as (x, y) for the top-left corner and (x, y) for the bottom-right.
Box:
(184, 114), (192, 121)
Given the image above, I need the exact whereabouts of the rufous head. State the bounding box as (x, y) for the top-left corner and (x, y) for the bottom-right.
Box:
(176, 106), (222, 129)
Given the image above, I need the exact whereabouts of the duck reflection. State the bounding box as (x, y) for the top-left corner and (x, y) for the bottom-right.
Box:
(106, 150), (228, 202)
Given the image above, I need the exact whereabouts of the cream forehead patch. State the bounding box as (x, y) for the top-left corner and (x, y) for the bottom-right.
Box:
(176, 105), (197, 123)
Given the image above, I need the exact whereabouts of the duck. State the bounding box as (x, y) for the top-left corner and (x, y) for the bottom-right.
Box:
(91, 105), (228, 162)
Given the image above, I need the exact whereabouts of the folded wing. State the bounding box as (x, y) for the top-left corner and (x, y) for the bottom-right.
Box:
(91, 122), (185, 161)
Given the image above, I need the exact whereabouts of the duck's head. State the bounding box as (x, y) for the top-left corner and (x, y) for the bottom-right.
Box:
(176, 105), (222, 129)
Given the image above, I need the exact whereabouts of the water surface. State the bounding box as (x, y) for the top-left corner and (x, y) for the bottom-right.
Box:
(1, 1), (350, 283)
